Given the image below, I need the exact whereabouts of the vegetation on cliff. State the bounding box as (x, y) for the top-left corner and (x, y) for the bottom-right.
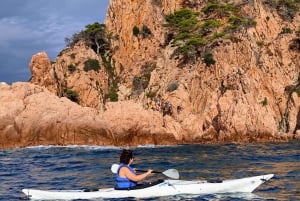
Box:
(164, 2), (256, 65)
(164, 0), (299, 67)
(262, 0), (300, 20)
(132, 25), (152, 38)
(83, 59), (100, 72)
(290, 27), (300, 51)
(63, 89), (80, 103)
(65, 22), (109, 55)
(64, 22), (119, 103)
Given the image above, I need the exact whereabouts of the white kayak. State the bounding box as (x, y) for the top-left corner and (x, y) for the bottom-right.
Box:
(22, 174), (274, 200)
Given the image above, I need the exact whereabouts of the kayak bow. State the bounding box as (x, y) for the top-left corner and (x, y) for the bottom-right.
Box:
(22, 174), (274, 200)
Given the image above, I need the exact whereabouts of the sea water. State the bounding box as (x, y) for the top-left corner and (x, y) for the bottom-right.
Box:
(0, 141), (299, 200)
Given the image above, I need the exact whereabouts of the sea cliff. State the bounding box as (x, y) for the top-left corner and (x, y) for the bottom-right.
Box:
(1, 0), (300, 148)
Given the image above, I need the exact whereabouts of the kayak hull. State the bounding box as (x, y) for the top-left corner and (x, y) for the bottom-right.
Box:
(22, 174), (274, 200)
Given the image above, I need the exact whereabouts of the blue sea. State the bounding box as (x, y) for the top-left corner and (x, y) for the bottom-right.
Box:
(0, 141), (299, 200)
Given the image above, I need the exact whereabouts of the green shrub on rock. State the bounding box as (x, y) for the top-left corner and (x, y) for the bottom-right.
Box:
(68, 64), (77, 73)
(133, 26), (140, 36)
(83, 59), (100, 72)
(203, 52), (216, 66)
(164, 3), (256, 65)
(64, 89), (79, 103)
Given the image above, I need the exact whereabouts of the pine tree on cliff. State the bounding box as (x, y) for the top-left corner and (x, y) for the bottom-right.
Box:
(85, 22), (108, 55)
(65, 22), (109, 55)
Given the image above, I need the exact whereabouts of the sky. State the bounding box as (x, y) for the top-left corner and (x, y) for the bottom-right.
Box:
(0, 0), (109, 84)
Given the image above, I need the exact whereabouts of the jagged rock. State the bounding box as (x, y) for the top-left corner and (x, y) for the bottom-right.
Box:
(0, 83), (180, 149)
(1, 0), (300, 148)
(104, 0), (300, 142)
(29, 51), (58, 93)
(29, 42), (109, 109)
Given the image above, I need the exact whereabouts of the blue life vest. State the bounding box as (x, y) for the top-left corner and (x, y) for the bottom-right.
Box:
(115, 163), (137, 189)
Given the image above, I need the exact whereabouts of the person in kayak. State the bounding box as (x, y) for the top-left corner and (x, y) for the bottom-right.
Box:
(115, 149), (153, 189)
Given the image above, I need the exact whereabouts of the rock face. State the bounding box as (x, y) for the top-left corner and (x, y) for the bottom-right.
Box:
(29, 42), (109, 109)
(104, 0), (300, 142)
(1, 82), (294, 149)
(0, 82), (178, 149)
(1, 0), (300, 148)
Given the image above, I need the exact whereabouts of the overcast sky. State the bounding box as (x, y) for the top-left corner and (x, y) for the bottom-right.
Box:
(0, 0), (109, 84)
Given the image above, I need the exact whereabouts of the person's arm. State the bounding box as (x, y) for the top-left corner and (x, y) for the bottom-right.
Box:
(121, 167), (152, 182)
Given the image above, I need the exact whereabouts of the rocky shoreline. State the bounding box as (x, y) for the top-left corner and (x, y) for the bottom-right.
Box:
(1, 82), (298, 149)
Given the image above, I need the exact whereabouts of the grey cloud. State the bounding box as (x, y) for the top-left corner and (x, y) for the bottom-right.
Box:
(0, 0), (109, 84)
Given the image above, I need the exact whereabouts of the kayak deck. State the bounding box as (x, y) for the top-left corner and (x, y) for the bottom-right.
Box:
(22, 174), (274, 200)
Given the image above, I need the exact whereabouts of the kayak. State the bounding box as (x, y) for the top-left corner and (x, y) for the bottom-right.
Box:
(22, 174), (274, 200)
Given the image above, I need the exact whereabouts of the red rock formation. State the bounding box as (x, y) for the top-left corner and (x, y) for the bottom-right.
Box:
(1, 0), (300, 148)
(0, 82), (179, 149)
(0, 81), (297, 149)
(29, 42), (109, 109)
(105, 0), (300, 142)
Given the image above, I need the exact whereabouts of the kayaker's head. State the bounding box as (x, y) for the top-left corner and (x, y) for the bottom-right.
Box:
(120, 149), (134, 165)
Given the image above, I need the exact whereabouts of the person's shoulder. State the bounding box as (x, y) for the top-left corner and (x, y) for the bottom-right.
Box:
(120, 166), (132, 174)
(120, 165), (130, 170)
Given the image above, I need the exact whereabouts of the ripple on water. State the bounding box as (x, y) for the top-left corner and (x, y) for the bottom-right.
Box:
(0, 142), (299, 201)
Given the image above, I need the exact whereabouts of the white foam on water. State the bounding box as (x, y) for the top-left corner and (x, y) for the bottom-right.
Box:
(25, 145), (120, 150)
(24, 144), (180, 150)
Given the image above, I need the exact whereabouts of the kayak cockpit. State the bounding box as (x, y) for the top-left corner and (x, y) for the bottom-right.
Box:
(114, 179), (164, 190)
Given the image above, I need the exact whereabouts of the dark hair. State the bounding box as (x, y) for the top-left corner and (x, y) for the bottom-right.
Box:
(120, 149), (133, 164)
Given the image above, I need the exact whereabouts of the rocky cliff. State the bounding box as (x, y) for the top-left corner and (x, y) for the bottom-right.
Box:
(0, 0), (300, 148)
(0, 82), (178, 148)
(105, 0), (300, 141)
